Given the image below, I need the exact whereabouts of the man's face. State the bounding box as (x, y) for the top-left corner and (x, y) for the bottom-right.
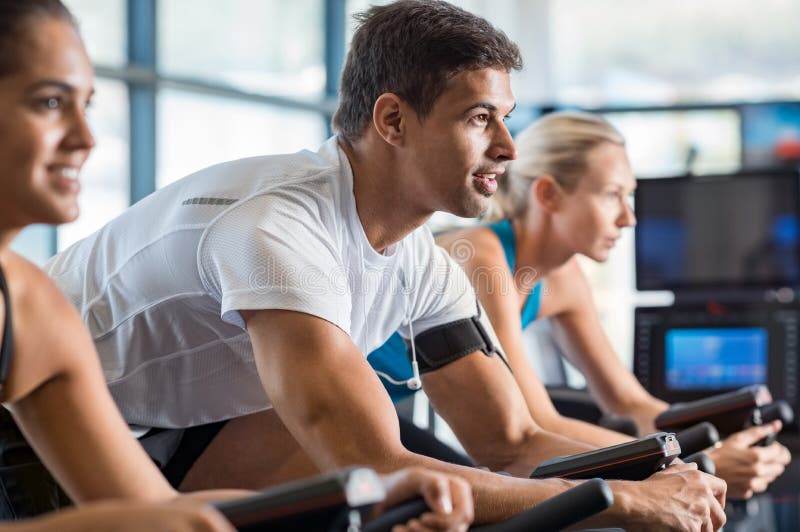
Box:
(401, 68), (516, 218)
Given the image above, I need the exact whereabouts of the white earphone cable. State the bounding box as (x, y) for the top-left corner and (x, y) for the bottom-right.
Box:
(405, 240), (421, 390)
(368, 236), (421, 391)
(374, 370), (413, 386)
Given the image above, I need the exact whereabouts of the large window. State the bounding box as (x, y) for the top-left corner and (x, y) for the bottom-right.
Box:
(157, 91), (327, 187)
(158, 0), (325, 100)
(550, 0), (800, 107)
(155, 0), (328, 187)
(66, 0), (127, 67)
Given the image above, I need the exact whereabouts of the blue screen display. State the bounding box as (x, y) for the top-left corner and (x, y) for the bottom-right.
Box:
(665, 328), (768, 390)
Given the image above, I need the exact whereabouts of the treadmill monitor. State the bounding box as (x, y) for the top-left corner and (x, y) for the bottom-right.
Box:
(665, 327), (768, 391)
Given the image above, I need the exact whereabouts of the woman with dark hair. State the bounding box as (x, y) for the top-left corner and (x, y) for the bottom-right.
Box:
(0, 1), (236, 528)
(0, 1), (472, 530)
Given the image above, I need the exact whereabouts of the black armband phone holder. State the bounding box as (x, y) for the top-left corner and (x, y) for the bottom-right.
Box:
(410, 306), (510, 374)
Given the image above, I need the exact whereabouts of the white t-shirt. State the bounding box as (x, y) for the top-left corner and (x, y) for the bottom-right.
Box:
(46, 137), (477, 429)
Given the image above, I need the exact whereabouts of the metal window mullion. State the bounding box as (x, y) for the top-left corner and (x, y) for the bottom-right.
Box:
(94, 66), (335, 114)
(324, 0), (346, 135)
(48, 224), (58, 256)
(127, 0), (157, 205)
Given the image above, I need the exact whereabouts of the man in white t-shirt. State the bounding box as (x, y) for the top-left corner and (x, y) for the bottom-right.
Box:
(47, 1), (727, 528)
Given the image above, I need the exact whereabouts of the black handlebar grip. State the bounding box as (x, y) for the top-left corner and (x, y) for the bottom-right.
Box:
(364, 479), (615, 532)
(362, 498), (429, 532)
(682, 452), (716, 475)
(473, 478), (614, 532)
(676, 422), (720, 457)
(756, 400), (795, 446)
(760, 400), (795, 425)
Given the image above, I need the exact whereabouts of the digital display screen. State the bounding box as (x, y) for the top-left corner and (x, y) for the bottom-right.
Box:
(742, 103), (800, 169)
(665, 328), (768, 390)
(635, 172), (800, 290)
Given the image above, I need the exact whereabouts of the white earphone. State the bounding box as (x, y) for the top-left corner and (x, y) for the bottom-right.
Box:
(406, 321), (422, 391)
(374, 325), (421, 390)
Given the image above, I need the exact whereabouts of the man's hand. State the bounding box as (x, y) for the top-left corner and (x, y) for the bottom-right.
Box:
(706, 420), (791, 499)
(372, 468), (473, 532)
(612, 462), (727, 531)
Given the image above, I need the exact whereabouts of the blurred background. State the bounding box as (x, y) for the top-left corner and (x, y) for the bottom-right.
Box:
(14, 0), (799, 375)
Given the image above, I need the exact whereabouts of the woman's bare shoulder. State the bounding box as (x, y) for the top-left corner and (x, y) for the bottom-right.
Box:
(435, 225), (506, 267)
(0, 251), (70, 312)
(0, 250), (97, 402)
(0, 250), (88, 358)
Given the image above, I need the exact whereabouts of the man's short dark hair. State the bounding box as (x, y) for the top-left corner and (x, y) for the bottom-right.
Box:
(332, 0), (523, 143)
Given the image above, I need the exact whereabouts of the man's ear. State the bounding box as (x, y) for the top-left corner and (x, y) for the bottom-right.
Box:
(531, 175), (562, 213)
(372, 93), (406, 146)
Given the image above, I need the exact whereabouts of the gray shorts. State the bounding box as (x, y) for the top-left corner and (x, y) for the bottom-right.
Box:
(138, 420), (228, 488)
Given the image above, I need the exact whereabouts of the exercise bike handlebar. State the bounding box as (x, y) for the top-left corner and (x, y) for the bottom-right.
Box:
(363, 478), (614, 532)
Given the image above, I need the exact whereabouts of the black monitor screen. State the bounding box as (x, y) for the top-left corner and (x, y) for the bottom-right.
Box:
(665, 327), (768, 391)
(635, 172), (800, 290)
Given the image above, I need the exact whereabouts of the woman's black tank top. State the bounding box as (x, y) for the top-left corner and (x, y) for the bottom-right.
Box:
(0, 264), (13, 387)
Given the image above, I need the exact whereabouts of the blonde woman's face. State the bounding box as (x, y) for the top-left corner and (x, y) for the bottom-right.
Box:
(554, 142), (636, 262)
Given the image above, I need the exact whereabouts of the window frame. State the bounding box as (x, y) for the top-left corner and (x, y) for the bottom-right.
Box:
(50, 0), (346, 256)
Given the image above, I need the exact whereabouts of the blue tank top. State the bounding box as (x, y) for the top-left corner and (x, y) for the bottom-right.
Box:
(488, 219), (543, 328)
(367, 220), (543, 402)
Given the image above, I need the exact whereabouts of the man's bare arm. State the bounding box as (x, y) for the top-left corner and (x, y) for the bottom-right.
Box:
(243, 308), (579, 523)
(420, 350), (594, 476)
(243, 309), (727, 529)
